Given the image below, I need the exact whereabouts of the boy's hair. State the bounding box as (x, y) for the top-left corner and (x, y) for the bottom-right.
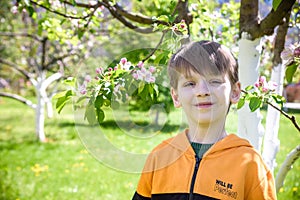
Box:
(168, 41), (239, 89)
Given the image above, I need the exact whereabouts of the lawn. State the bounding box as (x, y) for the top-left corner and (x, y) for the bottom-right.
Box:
(0, 98), (299, 200)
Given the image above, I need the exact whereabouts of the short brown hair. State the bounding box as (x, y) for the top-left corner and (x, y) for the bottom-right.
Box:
(168, 41), (238, 89)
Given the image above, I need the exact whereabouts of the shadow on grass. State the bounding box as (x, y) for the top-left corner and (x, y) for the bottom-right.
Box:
(56, 119), (182, 134)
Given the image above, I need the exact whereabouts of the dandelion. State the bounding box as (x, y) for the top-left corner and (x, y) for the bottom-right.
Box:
(31, 163), (49, 176)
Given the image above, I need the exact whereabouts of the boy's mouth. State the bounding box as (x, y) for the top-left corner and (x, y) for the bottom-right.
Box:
(195, 102), (213, 108)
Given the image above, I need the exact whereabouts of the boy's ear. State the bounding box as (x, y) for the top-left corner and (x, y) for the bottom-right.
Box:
(230, 81), (241, 104)
(171, 88), (181, 108)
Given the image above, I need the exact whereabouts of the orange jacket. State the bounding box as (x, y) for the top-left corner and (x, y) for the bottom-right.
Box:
(133, 129), (277, 200)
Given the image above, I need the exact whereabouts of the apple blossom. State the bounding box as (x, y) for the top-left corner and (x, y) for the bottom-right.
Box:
(137, 61), (144, 68)
(96, 67), (103, 74)
(149, 66), (156, 73)
(120, 57), (127, 65)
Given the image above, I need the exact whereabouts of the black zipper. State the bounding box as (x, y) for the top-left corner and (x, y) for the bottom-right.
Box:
(189, 155), (201, 200)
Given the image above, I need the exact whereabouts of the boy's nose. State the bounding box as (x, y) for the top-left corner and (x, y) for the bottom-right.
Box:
(193, 81), (210, 97)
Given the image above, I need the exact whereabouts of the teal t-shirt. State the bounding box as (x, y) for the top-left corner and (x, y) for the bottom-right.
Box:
(191, 143), (214, 159)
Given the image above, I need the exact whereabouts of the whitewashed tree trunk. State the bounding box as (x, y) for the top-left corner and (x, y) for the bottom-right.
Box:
(237, 33), (265, 151)
(262, 64), (285, 171)
(35, 72), (62, 142)
(36, 72), (47, 142)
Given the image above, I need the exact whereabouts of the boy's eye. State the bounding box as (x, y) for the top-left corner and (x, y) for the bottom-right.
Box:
(183, 81), (195, 87)
(209, 79), (224, 85)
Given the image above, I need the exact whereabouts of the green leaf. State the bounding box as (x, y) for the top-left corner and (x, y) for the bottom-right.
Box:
(84, 104), (97, 125)
(27, 6), (35, 17)
(55, 90), (73, 114)
(64, 77), (76, 87)
(245, 85), (254, 91)
(156, 15), (169, 22)
(138, 82), (145, 94)
(94, 95), (104, 108)
(272, 0), (282, 11)
(285, 63), (298, 83)
(237, 98), (245, 109)
(249, 97), (262, 112)
(96, 108), (105, 123)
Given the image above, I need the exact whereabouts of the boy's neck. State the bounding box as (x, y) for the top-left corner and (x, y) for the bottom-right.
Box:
(187, 123), (227, 144)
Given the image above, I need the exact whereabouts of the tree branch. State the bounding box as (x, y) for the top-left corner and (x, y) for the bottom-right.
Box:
(267, 101), (300, 132)
(241, 90), (300, 132)
(272, 10), (291, 66)
(113, 4), (169, 26)
(255, 0), (296, 38)
(239, 0), (296, 39)
(44, 52), (79, 70)
(0, 32), (42, 41)
(0, 58), (31, 80)
(102, 1), (155, 34)
(142, 31), (167, 63)
(0, 92), (36, 109)
(30, 0), (92, 20)
(276, 145), (300, 192)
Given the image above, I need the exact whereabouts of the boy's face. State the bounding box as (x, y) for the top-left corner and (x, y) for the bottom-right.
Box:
(171, 70), (240, 126)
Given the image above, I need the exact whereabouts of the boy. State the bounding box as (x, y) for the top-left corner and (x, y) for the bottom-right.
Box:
(132, 41), (277, 200)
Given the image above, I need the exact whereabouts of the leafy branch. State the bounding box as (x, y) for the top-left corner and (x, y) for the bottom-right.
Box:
(238, 74), (300, 132)
(240, 90), (300, 132)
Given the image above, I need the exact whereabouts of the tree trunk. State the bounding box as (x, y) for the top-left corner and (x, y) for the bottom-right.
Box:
(262, 64), (284, 170)
(262, 11), (290, 171)
(237, 33), (265, 151)
(35, 72), (47, 142)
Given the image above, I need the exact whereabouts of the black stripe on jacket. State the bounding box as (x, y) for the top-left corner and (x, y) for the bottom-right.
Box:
(132, 192), (219, 200)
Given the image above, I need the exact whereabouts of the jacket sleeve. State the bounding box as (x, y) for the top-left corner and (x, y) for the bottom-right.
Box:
(245, 153), (277, 200)
(248, 170), (277, 200)
(132, 191), (151, 200)
(132, 152), (156, 200)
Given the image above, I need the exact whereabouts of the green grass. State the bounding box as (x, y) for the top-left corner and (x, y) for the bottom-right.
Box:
(0, 98), (299, 200)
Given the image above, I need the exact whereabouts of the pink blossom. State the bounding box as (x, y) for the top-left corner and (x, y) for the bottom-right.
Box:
(294, 46), (300, 57)
(11, 6), (18, 14)
(148, 76), (156, 83)
(180, 23), (186, 29)
(96, 67), (103, 74)
(262, 87), (268, 93)
(281, 45), (295, 65)
(80, 89), (87, 95)
(120, 57), (127, 65)
(108, 67), (113, 71)
(259, 76), (266, 84)
(122, 61), (131, 70)
(149, 66), (156, 73)
(95, 76), (100, 80)
(254, 82), (260, 88)
(114, 66), (118, 71)
(268, 81), (278, 91)
(85, 75), (91, 82)
(137, 61), (144, 68)
(132, 73), (138, 80)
